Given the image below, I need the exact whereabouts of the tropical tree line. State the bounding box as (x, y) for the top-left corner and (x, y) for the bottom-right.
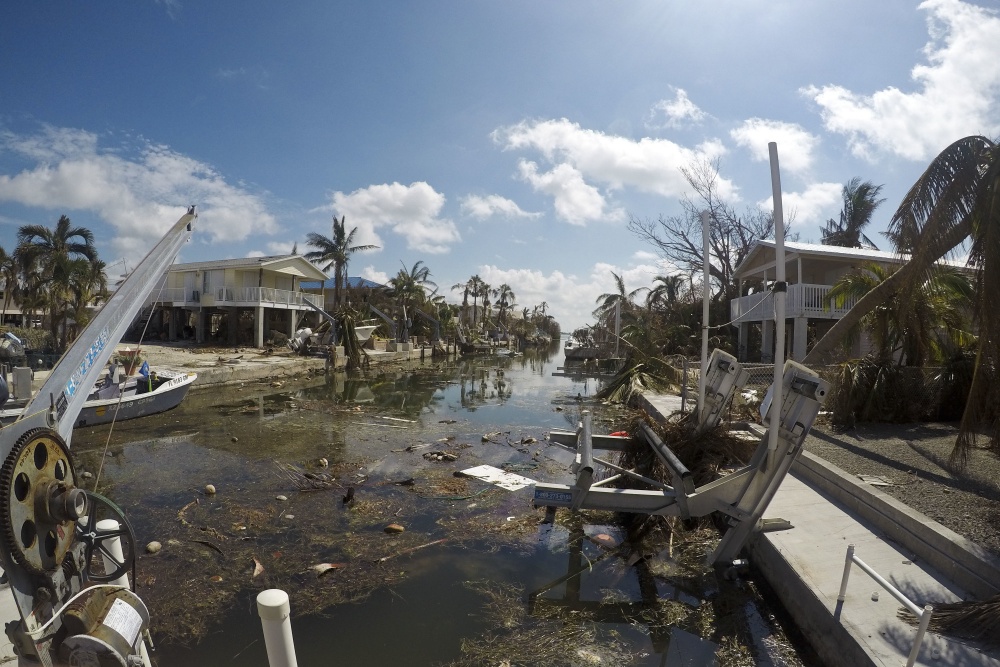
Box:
(0, 215), (110, 350)
(304, 215), (559, 344)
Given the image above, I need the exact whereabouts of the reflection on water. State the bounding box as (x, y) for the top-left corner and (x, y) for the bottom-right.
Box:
(67, 346), (806, 666)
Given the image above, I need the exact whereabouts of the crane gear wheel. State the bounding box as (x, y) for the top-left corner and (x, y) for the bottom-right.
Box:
(75, 491), (137, 585)
(0, 428), (84, 576)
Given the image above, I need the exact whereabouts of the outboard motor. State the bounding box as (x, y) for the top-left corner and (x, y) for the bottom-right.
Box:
(0, 332), (25, 368)
(288, 327), (313, 352)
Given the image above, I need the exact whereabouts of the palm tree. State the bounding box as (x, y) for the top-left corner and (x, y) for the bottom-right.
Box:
(820, 178), (885, 250)
(804, 135), (1000, 462)
(827, 263), (973, 365)
(304, 215), (379, 309)
(0, 247), (18, 324)
(16, 215), (99, 340)
(62, 258), (111, 344)
(451, 279), (471, 325)
(386, 261), (437, 341)
(594, 272), (641, 321)
(495, 284), (516, 327)
(645, 274), (686, 312)
(465, 275), (486, 329)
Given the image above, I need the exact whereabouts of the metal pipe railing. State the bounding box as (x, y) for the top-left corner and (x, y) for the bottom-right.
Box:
(837, 544), (934, 667)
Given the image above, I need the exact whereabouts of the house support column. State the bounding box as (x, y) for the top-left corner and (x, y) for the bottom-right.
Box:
(289, 310), (298, 340)
(168, 308), (178, 341)
(792, 317), (808, 362)
(761, 320), (774, 363)
(255, 306), (265, 348)
(227, 307), (239, 346)
(196, 309), (206, 344)
(738, 322), (749, 362)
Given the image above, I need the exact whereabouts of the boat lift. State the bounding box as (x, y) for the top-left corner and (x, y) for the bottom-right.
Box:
(0, 209), (196, 666)
(411, 307), (441, 344)
(533, 353), (828, 565)
(367, 303), (398, 342)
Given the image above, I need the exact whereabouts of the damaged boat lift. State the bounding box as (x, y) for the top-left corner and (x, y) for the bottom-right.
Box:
(533, 348), (829, 565)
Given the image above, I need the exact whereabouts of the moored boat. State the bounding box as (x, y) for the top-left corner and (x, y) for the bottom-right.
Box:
(564, 337), (601, 361)
(0, 365), (197, 428)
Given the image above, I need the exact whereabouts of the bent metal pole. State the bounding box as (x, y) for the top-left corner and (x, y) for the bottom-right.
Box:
(768, 142), (786, 454)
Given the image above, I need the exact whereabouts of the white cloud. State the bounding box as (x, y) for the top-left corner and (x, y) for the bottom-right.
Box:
(328, 181), (460, 254)
(460, 194), (541, 220)
(632, 250), (659, 262)
(647, 88), (707, 129)
(730, 119), (819, 175)
(0, 125), (279, 256)
(360, 266), (390, 285)
(492, 118), (734, 218)
(478, 259), (672, 332)
(517, 161), (620, 225)
(266, 241), (296, 255)
(758, 182), (843, 230)
(803, 0), (1000, 161)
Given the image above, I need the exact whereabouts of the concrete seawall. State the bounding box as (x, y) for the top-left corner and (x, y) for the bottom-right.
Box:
(638, 391), (1000, 667)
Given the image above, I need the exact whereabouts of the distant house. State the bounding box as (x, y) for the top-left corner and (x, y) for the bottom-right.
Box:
(147, 255), (328, 347)
(300, 276), (387, 311)
(729, 240), (966, 363)
(0, 286), (33, 328)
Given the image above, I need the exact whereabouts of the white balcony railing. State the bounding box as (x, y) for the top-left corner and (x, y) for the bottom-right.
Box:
(154, 286), (322, 309)
(729, 283), (858, 324)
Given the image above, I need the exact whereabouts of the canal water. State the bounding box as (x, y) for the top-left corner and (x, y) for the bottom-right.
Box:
(69, 347), (809, 666)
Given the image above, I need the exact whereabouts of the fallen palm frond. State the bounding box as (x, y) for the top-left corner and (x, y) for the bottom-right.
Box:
(899, 594), (1000, 645)
(598, 359), (679, 405)
(272, 461), (337, 491)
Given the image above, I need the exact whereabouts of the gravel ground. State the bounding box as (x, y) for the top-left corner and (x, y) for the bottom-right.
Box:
(803, 421), (1000, 558)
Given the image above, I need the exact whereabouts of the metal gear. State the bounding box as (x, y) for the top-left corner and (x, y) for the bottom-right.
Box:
(0, 428), (86, 575)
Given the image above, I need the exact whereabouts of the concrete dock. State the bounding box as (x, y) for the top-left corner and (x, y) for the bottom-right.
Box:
(639, 391), (1000, 667)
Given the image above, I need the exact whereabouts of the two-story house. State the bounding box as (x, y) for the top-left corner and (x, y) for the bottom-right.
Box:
(729, 240), (965, 363)
(148, 255), (328, 348)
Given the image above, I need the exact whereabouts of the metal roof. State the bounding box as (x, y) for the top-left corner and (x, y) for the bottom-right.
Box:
(167, 254), (328, 280)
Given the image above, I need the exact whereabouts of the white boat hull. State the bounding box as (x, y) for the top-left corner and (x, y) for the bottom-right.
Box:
(0, 368), (197, 428)
(354, 325), (378, 343)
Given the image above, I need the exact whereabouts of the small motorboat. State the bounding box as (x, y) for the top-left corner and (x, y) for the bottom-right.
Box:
(0, 364), (197, 428)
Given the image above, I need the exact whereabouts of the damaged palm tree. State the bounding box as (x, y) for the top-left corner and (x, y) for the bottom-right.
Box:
(337, 312), (367, 371)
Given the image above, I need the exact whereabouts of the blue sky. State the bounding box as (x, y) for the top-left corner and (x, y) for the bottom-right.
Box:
(2, 0), (999, 331)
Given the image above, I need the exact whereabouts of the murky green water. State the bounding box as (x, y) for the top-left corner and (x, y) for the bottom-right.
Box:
(68, 348), (809, 667)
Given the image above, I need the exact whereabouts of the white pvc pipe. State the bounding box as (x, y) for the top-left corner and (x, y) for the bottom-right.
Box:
(96, 519), (151, 667)
(258, 589), (298, 667)
(698, 210), (711, 421)
(767, 143), (786, 453)
(96, 519), (129, 588)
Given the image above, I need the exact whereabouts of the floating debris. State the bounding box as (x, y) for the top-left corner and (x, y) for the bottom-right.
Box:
(146, 541), (162, 555)
(423, 451), (459, 462)
(204, 484), (217, 495)
(458, 465), (535, 491)
(310, 563), (342, 578)
(384, 523), (405, 534)
(251, 557), (264, 579)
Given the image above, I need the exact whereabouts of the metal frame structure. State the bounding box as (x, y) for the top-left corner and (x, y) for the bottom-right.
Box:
(533, 354), (829, 565)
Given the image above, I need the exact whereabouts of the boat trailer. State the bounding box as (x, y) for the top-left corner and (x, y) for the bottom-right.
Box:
(533, 349), (829, 565)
